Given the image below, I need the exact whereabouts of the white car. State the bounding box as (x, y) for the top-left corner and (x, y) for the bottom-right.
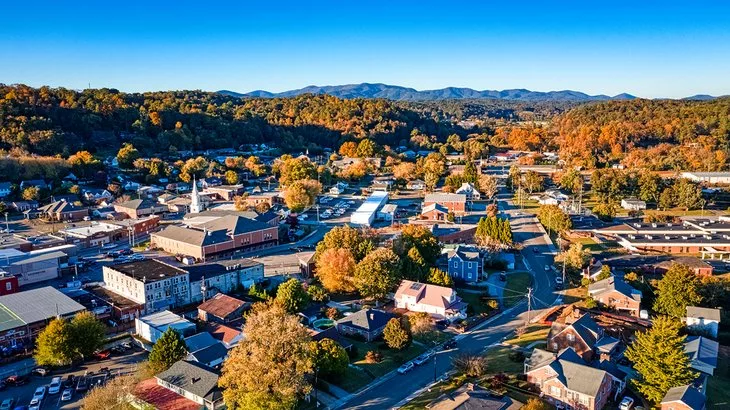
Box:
(49, 376), (62, 394)
(619, 397), (635, 410)
(555, 277), (564, 285)
(413, 352), (433, 365)
(32, 386), (46, 401)
(61, 388), (73, 401)
(397, 362), (414, 374)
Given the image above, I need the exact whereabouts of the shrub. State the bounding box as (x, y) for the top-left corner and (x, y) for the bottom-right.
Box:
(365, 350), (383, 364)
(508, 350), (525, 362)
(584, 296), (598, 309)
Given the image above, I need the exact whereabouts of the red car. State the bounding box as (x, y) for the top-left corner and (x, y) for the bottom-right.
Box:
(93, 350), (111, 360)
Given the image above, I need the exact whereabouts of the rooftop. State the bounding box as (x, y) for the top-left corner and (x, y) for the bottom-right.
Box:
(336, 308), (393, 332)
(425, 193), (467, 203)
(0, 287), (85, 332)
(135, 378), (200, 410)
(184, 332), (219, 352)
(395, 280), (458, 310)
(686, 306), (721, 322)
(138, 310), (195, 330)
(661, 385), (706, 410)
(156, 360), (222, 402)
(197, 294), (248, 320)
(107, 259), (188, 282)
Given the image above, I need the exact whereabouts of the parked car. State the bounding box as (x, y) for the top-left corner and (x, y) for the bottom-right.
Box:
(75, 377), (88, 392)
(48, 377), (62, 394)
(61, 388), (73, 402)
(5, 375), (29, 386)
(63, 375), (76, 388)
(32, 367), (49, 377)
(93, 350), (111, 360)
(0, 399), (13, 410)
(619, 397), (635, 410)
(397, 362), (414, 374)
(442, 339), (457, 350)
(413, 352), (433, 366)
(121, 341), (134, 350)
(32, 386), (46, 401)
(120, 249), (133, 256)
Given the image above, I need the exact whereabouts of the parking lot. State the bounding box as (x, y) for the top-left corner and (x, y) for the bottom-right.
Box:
(1, 348), (147, 409)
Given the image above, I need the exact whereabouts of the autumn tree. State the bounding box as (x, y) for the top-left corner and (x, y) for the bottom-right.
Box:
(393, 162), (417, 181)
(116, 143), (139, 169)
(556, 243), (591, 274)
(427, 267), (453, 287)
(592, 202), (618, 221)
(522, 398), (551, 410)
(452, 353), (488, 377)
(395, 224), (442, 266)
(179, 156), (209, 182)
(537, 204), (572, 234)
(355, 247), (401, 300)
(310, 338), (349, 378)
(283, 179), (322, 213)
(22, 186), (40, 201)
(35, 317), (74, 366)
(315, 225), (375, 262)
(559, 168), (583, 194)
(276, 155), (317, 186)
(654, 264), (703, 318)
(522, 170), (543, 194)
(625, 316), (697, 404)
(275, 278), (310, 313)
(224, 170), (239, 185)
(478, 174), (498, 199)
(148, 327), (187, 374)
(68, 150), (102, 178)
(315, 248), (357, 293)
(383, 318), (411, 350)
(81, 374), (138, 410)
(220, 302), (313, 409)
(69, 311), (106, 360)
(356, 139), (378, 157)
(339, 141), (358, 157)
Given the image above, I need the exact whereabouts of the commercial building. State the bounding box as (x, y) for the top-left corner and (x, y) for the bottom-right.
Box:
(60, 222), (123, 247)
(135, 310), (196, 343)
(0, 287), (85, 348)
(103, 260), (191, 314)
(424, 193), (467, 214)
(182, 259), (264, 303)
(114, 199), (168, 219)
(681, 171), (730, 184)
(350, 191), (388, 226)
(151, 215), (278, 262)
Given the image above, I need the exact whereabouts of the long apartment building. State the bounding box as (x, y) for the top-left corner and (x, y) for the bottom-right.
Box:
(596, 217), (730, 257)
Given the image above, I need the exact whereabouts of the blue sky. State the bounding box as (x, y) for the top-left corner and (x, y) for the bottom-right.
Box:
(2, 1), (729, 98)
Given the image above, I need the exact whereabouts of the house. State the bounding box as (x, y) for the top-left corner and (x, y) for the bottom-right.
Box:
(113, 199), (168, 219)
(394, 280), (467, 322)
(151, 215), (278, 262)
(661, 385), (707, 410)
(137, 360), (224, 410)
(685, 306), (721, 338)
(547, 312), (603, 361)
(206, 322), (243, 349)
(422, 203), (450, 221)
(378, 204), (397, 221)
(0, 287), (85, 348)
(197, 293), (249, 323)
(620, 198), (647, 211)
(455, 182), (481, 200)
(12, 201), (38, 212)
(135, 310), (196, 343)
(0, 182), (11, 198)
(82, 189), (113, 203)
(424, 193), (467, 214)
(36, 200), (88, 221)
(587, 277), (642, 317)
(684, 336), (719, 375)
(104, 260), (192, 314)
(406, 179), (425, 190)
(205, 185), (246, 201)
(655, 257), (713, 276)
(184, 332), (219, 352)
(336, 308), (394, 342)
(350, 191), (389, 227)
(426, 383), (522, 410)
(20, 179), (49, 190)
(446, 246), (482, 282)
(298, 303), (325, 326)
(329, 182), (349, 195)
(525, 347), (614, 410)
(187, 341), (228, 368)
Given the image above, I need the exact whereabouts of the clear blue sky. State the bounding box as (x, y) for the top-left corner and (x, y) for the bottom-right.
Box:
(2, 1), (730, 98)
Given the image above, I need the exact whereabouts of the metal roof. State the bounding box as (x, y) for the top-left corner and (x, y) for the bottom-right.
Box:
(0, 287), (85, 331)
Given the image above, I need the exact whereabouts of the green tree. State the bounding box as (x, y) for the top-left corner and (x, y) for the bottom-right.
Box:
(356, 139), (377, 157)
(638, 172), (662, 203)
(658, 187), (675, 210)
(596, 265), (612, 281)
(116, 143), (139, 169)
(306, 284), (329, 303)
(276, 278), (310, 313)
(396, 225), (442, 265)
(463, 161), (478, 183)
(522, 170), (543, 194)
(427, 268), (453, 287)
(148, 327), (187, 374)
(310, 338), (349, 378)
(592, 202), (618, 221)
(673, 178), (704, 211)
(625, 316), (697, 404)
(383, 318), (410, 350)
(35, 317), (74, 366)
(355, 247), (402, 300)
(402, 246), (428, 282)
(537, 205), (572, 234)
(559, 168), (583, 194)
(556, 243), (591, 273)
(69, 311), (106, 360)
(653, 264), (703, 318)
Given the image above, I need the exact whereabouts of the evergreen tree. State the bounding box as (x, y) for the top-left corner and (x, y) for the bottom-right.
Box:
(427, 268), (454, 287)
(148, 327), (187, 374)
(625, 316), (697, 403)
(654, 264), (703, 318)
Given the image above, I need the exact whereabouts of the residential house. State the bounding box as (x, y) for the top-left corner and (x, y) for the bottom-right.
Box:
(336, 308), (394, 342)
(421, 203), (450, 221)
(36, 200), (88, 221)
(135, 310), (196, 343)
(547, 312), (603, 361)
(329, 182), (349, 195)
(113, 199), (168, 219)
(685, 306), (721, 338)
(587, 277), (642, 317)
(424, 193), (467, 214)
(525, 347), (614, 410)
(136, 360), (224, 410)
(12, 201), (38, 212)
(394, 280), (467, 322)
(298, 303), (325, 326)
(684, 336), (719, 375)
(426, 383), (522, 410)
(661, 385), (707, 410)
(20, 179), (49, 190)
(82, 189), (113, 203)
(406, 179), (425, 190)
(197, 293), (249, 323)
(0, 182), (11, 198)
(206, 322), (243, 349)
(184, 332), (228, 368)
(620, 198), (647, 211)
(446, 246), (482, 282)
(455, 182), (481, 201)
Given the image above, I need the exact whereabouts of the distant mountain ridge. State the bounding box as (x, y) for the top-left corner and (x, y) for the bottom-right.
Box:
(218, 83), (641, 102)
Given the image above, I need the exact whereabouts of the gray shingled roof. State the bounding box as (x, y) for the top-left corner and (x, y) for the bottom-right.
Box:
(685, 336), (719, 370)
(156, 360), (222, 402)
(188, 342), (228, 365)
(686, 306), (721, 322)
(336, 309), (393, 332)
(588, 277), (642, 301)
(662, 385), (706, 410)
(548, 348), (608, 397)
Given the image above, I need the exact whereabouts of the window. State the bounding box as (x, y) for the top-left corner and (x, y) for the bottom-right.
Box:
(566, 333), (575, 342)
(5, 282), (11, 291)
(550, 385), (561, 397)
(453, 262), (458, 268)
(579, 395), (589, 406)
(468, 262), (473, 269)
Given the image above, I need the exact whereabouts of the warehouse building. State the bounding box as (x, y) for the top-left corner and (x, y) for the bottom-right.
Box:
(350, 191), (389, 226)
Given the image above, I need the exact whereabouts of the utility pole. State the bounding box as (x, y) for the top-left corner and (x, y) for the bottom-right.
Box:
(433, 353), (438, 382)
(4, 212), (8, 233)
(526, 287), (533, 327)
(562, 258), (566, 286)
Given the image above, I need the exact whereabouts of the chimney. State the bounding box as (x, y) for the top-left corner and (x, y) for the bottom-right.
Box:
(191, 377), (200, 384)
(369, 312), (374, 320)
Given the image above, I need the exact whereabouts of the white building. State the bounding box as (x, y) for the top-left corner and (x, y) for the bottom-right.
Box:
(394, 280), (467, 322)
(455, 182), (481, 200)
(190, 177), (204, 214)
(181, 259), (265, 303)
(621, 198), (647, 211)
(377, 204), (398, 221)
(350, 191), (388, 226)
(681, 172), (730, 185)
(135, 310), (195, 343)
(685, 306), (721, 338)
(103, 259), (191, 314)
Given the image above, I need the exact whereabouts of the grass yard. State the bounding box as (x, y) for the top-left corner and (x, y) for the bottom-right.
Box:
(504, 271), (532, 307)
(570, 237), (604, 253)
(562, 286), (587, 305)
(504, 324), (551, 347)
(707, 349), (730, 409)
(334, 365), (374, 393)
(400, 375), (469, 410)
(348, 338), (425, 379)
(457, 288), (492, 315)
(483, 345), (526, 375)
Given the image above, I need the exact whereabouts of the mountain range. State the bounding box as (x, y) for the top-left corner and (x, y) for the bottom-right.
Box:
(218, 83), (642, 102)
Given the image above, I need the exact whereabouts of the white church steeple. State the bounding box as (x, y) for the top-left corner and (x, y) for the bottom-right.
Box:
(190, 176), (202, 214)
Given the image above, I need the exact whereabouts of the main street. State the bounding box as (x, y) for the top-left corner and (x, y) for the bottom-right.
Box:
(339, 184), (560, 409)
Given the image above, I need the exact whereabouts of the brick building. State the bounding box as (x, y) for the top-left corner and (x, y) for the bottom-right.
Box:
(424, 193), (467, 214)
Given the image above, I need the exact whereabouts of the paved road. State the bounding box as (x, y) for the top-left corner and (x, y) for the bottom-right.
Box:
(338, 186), (560, 409)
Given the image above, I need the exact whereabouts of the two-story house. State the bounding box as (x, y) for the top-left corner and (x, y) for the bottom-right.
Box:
(135, 360), (224, 410)
(446, 245), (482, 282)
(587, 276), (642, 317)
(547, 312), (603, 361)
(661, 385), (706, 410)
(394, 280), (467, 322)
(525, 348), (614, 410)
(455, 182), (481, 201)
(685, 306), (721, 338)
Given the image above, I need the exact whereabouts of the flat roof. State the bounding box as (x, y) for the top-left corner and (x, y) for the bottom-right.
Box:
(62, 223), (121, 237)
(107, 259), (188, 282)
(138, 310), (194, 329)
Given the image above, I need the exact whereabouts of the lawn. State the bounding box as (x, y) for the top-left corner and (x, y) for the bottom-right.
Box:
(333, 365), (374, 393)
(570, 237), (604, 253)
(400, 375), (469, 410)
(504, 271), (532, 307)
(348, 337), (426, 379)
(707, 349), (730, 409)
(483, 345), (526, 375)
(457, 288), (493, 315)
(504, 324), (550, 347)
(562, 286), (587, 305)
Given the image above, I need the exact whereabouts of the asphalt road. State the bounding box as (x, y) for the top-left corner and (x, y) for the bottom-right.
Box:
(339, 187), (560, 410)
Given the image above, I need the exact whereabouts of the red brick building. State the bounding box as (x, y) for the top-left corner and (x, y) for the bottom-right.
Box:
(424, 193), (467, 214)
